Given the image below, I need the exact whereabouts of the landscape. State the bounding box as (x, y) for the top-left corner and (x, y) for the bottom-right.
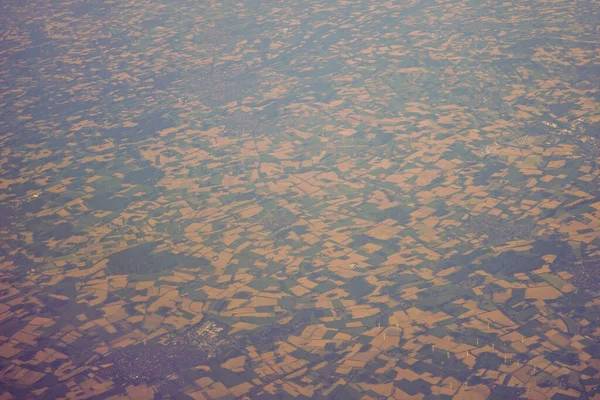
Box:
(0, 0), (599, 398)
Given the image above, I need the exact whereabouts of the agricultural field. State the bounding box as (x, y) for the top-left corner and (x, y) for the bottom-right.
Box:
(1, 0), (600, 398)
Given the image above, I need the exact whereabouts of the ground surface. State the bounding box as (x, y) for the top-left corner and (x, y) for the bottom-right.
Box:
(1, 0), (600, 399)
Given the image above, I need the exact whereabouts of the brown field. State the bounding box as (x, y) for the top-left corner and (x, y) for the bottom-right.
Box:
(1, 0), (600, 397)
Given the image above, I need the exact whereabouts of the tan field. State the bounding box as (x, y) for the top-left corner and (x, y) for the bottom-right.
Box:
(1, 0), (600, 397)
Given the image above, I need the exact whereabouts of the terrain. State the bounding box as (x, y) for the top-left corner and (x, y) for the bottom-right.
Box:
(1, 0), (600, 398)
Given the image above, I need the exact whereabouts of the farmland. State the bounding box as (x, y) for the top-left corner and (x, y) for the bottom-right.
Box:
(1, 0), (600, 398)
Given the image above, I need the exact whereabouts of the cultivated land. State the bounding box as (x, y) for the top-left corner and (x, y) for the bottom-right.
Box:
(1, 0), (600, 399)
